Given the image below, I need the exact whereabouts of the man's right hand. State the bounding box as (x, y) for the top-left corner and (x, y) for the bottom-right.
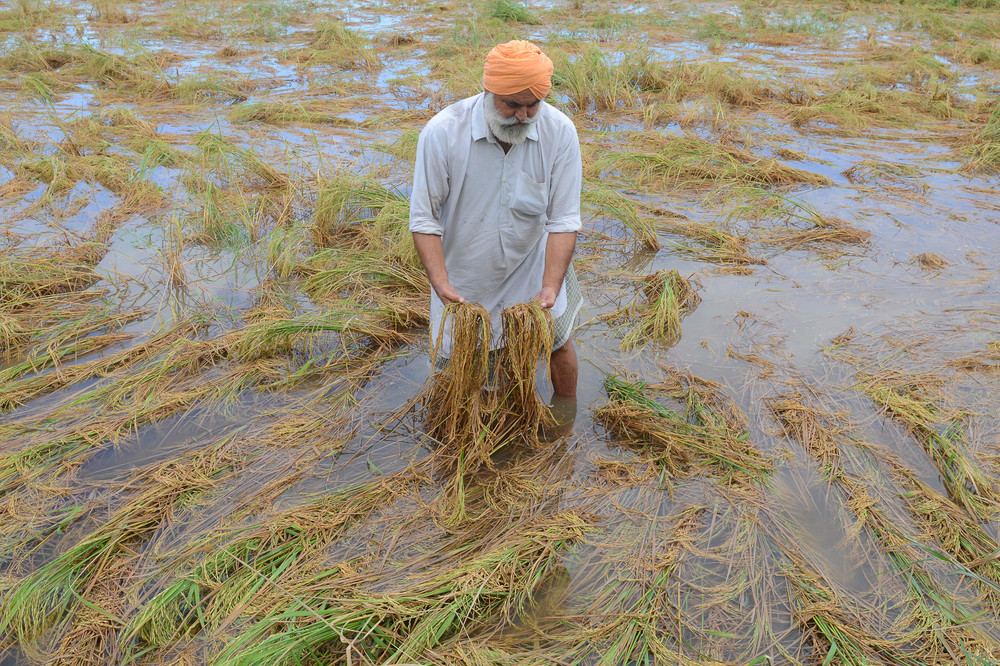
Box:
(433, 281), (465, 304)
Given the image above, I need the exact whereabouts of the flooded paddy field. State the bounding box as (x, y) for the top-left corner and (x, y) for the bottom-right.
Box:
(1, 0), (1000, 662)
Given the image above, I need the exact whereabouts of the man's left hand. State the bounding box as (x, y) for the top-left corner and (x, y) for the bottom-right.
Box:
(533, 286), (558, 308)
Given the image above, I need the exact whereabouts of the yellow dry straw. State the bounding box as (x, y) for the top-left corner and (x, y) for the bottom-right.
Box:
(424, 301), (556, 461)
(425, 301), (492, 451)
(496, 301), (556, 442)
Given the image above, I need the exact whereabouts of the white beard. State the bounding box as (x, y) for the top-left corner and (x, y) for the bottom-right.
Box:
(483, 91), (538, 146)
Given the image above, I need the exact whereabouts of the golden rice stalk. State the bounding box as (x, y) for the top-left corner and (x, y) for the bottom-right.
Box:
(424, 301), (492, 451)
(767, 392), (842, 471)
(495, 302), (555, 444)
(889, 462), (1000, 605)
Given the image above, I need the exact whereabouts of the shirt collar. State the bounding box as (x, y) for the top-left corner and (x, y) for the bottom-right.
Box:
(471, 92), (542, 144)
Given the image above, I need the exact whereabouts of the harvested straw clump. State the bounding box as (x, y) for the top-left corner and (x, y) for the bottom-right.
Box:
(607, 269), (702, 349)
(423, 301), (555, 467)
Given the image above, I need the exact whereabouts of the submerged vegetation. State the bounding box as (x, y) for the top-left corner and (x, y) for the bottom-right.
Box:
(1, 0), (1000, 663)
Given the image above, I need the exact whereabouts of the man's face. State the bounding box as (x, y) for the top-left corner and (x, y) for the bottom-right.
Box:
(491, 89), (541, 123)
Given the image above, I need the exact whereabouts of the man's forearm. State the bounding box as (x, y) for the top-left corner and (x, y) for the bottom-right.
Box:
(413, 232), (463, 303)
(542, 231), (577, 294)
(413, 232), (447, 285)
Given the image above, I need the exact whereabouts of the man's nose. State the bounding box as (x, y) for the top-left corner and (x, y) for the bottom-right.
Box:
(515, 107), (527, 122)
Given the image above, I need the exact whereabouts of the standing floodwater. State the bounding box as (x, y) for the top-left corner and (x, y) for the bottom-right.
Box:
(1, 0), (1000, 663)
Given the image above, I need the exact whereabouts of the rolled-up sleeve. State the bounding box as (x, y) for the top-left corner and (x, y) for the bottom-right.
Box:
(544, 124), (583, 234)
(409, 126), (450, 236)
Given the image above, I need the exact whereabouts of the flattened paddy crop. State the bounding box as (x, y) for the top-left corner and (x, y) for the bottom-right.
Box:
(2, 0), (1000, 664)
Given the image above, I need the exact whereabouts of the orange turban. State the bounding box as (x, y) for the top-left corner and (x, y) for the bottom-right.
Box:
(482, 40), (553, 100)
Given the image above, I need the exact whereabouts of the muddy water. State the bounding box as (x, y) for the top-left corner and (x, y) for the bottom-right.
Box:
(2, 0), (1000, 661)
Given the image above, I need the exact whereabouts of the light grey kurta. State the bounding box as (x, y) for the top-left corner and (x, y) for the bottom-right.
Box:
(409, 93), (583, 356)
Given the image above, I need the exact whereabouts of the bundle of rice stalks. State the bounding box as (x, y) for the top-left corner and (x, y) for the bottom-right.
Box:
(495, 302), (555, 443)
(767, 392), (843, 471)
(720, 187), (871, 249)
(208, 512), (587, 666)
(596, 376), (772, 484)
(963, 104), (1000, 172)
(605, 269), (701, 349)
(658, 217), (766, 267)
(0, 438), (239, 648)
(600, 133), (832, 188)
(128, 473), (421, 648)
(424, 301), (492, 454)
(856, 369), (999, 520)
(582, 186), (660, 250)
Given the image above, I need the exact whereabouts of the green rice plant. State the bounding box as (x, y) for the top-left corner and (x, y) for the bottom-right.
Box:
(890, 463), (1000, 605)
(265, 220), (312, 279)
(856, 370), (999, 520)
(88, 0), (135, 23)
(582, 186), (659, 250)
(599, 133), (831, 188)
(605, 270), (701, 349)
(208, 512), (587, 665)
(193, 130), (291, 190)
(18, 70), (68, 103)
(576, 502), (705, 663)
(127, 474), (420, 648)
(229, 303), (402, 362)
(791, 77), (966, 131)
(291, 20), (378, 69)
(596, 376), (772, 484)
(0, 246), (100, 305)
(0, 40), (74, 73)
(657, 217), (766, 267)
(0, 308), (141, 386)
(552, 46), (668, 112)
(0, 319), (201, 412)
(655, 60), (782, 109)
(0, 438), (239, 647)
(720, 186), (872, 248)
(21, 154), (80, 195)
(312, 171), (411, 257)
(487, 0), (540, 25)
(69, 42), (171, 99)
(785, 565), (918, 666)
(836, 475), (999, 659)
(230, 100), (356, 125)
(964, 104), (1000, 173)
(0, 0), (60, 30)
(173, 73), (254, 102)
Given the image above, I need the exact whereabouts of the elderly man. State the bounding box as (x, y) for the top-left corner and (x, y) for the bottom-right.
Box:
(409, 40), (582, 399)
